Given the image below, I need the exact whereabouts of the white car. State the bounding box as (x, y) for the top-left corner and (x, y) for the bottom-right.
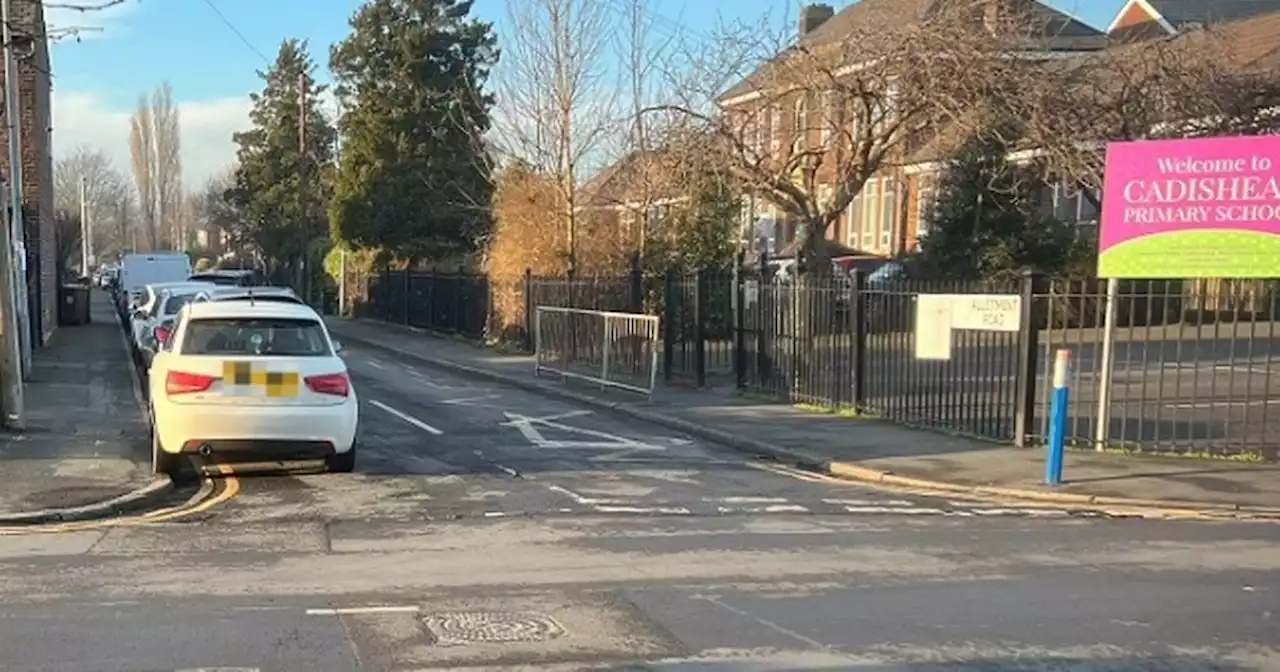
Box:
(193, 286), (305, 305)
(147, 300), (359, 475)
(130, 281), (215, 347)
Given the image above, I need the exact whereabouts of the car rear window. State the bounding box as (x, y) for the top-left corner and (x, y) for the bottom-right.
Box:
(162, 294), (195, 315)
(181, 318), (331, 357)
(213, 294), (303, 304)
(190, 274), (243, 286)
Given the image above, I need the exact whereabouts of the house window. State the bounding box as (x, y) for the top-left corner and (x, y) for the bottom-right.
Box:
(1048, 181), (1100, 225)
(769, 104), (782, 153)
(792, 96), (807, 154)
(820, 91), (835, 145)
(860, 178), (880, 249)
(754, 108), (767, 154)
(880, 178), (896, 249)
(916, 174), (937, 240)
(848, 188), (862, 248)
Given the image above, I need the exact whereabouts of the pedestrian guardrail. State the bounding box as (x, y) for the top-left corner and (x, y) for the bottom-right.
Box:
(534, 306), (660, 396)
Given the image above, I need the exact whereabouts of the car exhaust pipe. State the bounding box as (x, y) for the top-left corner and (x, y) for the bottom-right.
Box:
(198, 443), (213, 457)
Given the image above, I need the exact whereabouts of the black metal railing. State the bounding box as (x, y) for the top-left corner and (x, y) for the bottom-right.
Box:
(364, 268), (492, 341)
(355, 264), (1280, 459)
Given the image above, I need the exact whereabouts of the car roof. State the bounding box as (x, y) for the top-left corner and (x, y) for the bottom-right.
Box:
(191, 269), (257, 277)
(207, 285), (297, 297)
(149, 281), (215, 293)
(186, 300), (320, 321)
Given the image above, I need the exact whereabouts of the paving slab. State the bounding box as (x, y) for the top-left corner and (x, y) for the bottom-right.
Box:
(0, 290), (170, 523)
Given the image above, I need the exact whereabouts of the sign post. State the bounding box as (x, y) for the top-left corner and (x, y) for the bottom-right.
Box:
(1045, 349), (1070, 486)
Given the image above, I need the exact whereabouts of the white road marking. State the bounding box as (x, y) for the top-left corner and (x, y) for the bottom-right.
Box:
(594, 505), (692, 514)
(365, 358), (387, 370)
(742, 461), (835, 483)
(824, 498), (918, 507)
(843, 506), (947, 515)
(709, 496), (790, 504)
(305, 605), (421, 616)
(176, 668), (261, 672)
(545, 484), (624, 505)
(405, 368), (444, 387)
(472, 450), (520, 477)
(369, 400), (443, 435)
(442, 394), (501, 405)
(503, 411), (668, 461)
(718, 504), (810, 514)
(499, 409), (593, 425)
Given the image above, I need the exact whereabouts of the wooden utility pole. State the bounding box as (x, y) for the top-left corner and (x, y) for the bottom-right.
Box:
(79, 176), (90, 276)
(297, 71), (309, 303)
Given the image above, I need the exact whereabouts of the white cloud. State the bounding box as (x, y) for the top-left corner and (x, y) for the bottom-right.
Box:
(51, 90), (252, 190)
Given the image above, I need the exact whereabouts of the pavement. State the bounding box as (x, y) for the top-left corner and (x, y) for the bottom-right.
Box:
(0, 336), (1278, 669)
(0, 291), (171, 524)
(325, 317), (1280, 517)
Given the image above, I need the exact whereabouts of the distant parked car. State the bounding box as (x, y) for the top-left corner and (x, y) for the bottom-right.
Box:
(192, 286), (305, 305)
(188, 269), (266, 287)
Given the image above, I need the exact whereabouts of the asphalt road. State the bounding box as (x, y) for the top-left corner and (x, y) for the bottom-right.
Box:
(0, 343), (1278, 671)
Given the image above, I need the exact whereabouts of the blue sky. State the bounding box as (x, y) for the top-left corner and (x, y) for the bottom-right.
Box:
(48, 0), (1125, 188)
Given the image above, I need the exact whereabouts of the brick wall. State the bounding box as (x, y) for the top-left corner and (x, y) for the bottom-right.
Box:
(0, 0), (56, 344)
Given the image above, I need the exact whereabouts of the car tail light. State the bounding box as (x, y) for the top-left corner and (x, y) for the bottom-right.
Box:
(154, 324), (172, 345)
(305, 372), (350, 397)
(166, 370), (214, 395)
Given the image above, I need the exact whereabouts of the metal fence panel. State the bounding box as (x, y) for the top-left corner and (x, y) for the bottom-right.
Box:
(534, 306), (659, 396)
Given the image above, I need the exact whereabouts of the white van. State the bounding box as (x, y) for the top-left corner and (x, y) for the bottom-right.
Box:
(119, 253), (193, 308)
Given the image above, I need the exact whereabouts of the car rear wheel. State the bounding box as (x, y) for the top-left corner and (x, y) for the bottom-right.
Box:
(326, 442), (357, 473)
(151, 424), (176, 476)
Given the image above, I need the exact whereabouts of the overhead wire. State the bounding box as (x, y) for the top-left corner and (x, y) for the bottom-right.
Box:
(194, 0), (270, 63)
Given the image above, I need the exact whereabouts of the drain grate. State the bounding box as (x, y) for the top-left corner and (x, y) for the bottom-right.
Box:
(422, 610), (566, 646)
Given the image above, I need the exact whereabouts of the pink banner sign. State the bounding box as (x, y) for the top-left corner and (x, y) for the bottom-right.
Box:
(1098, 135), (1280, 278)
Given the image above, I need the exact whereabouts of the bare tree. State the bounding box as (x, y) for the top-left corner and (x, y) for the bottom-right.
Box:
(152, 82), (184, 249)
(1019, 25), (1280, 208)
(127, 83), (183, 250)
(128, 96), (157, 249)
(194, 169), (242, 256)
(608, 0), (684, 255)
(495, 0), (620, 273)
(53, 144), (128, 259)
(657, 0), (1045, 274)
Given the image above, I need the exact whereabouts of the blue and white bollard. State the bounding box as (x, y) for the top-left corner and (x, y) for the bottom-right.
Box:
(1045, 349), (1070, 486)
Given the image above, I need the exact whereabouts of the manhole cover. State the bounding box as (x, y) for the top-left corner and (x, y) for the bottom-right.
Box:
(422, 610), (565, 646)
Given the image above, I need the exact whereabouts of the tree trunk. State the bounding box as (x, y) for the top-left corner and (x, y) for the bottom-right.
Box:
(789, 219), (831, 400)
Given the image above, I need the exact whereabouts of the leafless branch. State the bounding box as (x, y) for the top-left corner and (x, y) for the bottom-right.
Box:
(492, 0), (621, 271)
(1019, 22), (1280, 204)
(654, 0), (1046, 266)
(43, 0), (129, 12)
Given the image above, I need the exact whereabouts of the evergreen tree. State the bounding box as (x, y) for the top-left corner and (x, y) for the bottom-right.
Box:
(909, 130), (1077, 281)
(229, 40), (336, 272)
(329, 0), (499, 260)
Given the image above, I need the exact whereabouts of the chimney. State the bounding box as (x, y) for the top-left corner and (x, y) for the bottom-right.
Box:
(799, 3), (835, 37)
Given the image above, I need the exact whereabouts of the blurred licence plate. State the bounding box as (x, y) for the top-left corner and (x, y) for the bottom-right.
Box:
(222, 361), (300, 397)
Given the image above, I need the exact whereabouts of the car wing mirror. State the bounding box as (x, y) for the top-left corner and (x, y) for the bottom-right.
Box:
(332, 340), (345, 356)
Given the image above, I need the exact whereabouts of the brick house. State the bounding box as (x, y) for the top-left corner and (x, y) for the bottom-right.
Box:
(578, 145), (724, 254)
(717, 0), (1107, 258)
(1107, 0), (1280, 42)
(0, 0), (55, 345)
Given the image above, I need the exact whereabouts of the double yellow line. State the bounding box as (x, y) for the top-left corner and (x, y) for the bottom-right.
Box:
(0, 462), (241, 536)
